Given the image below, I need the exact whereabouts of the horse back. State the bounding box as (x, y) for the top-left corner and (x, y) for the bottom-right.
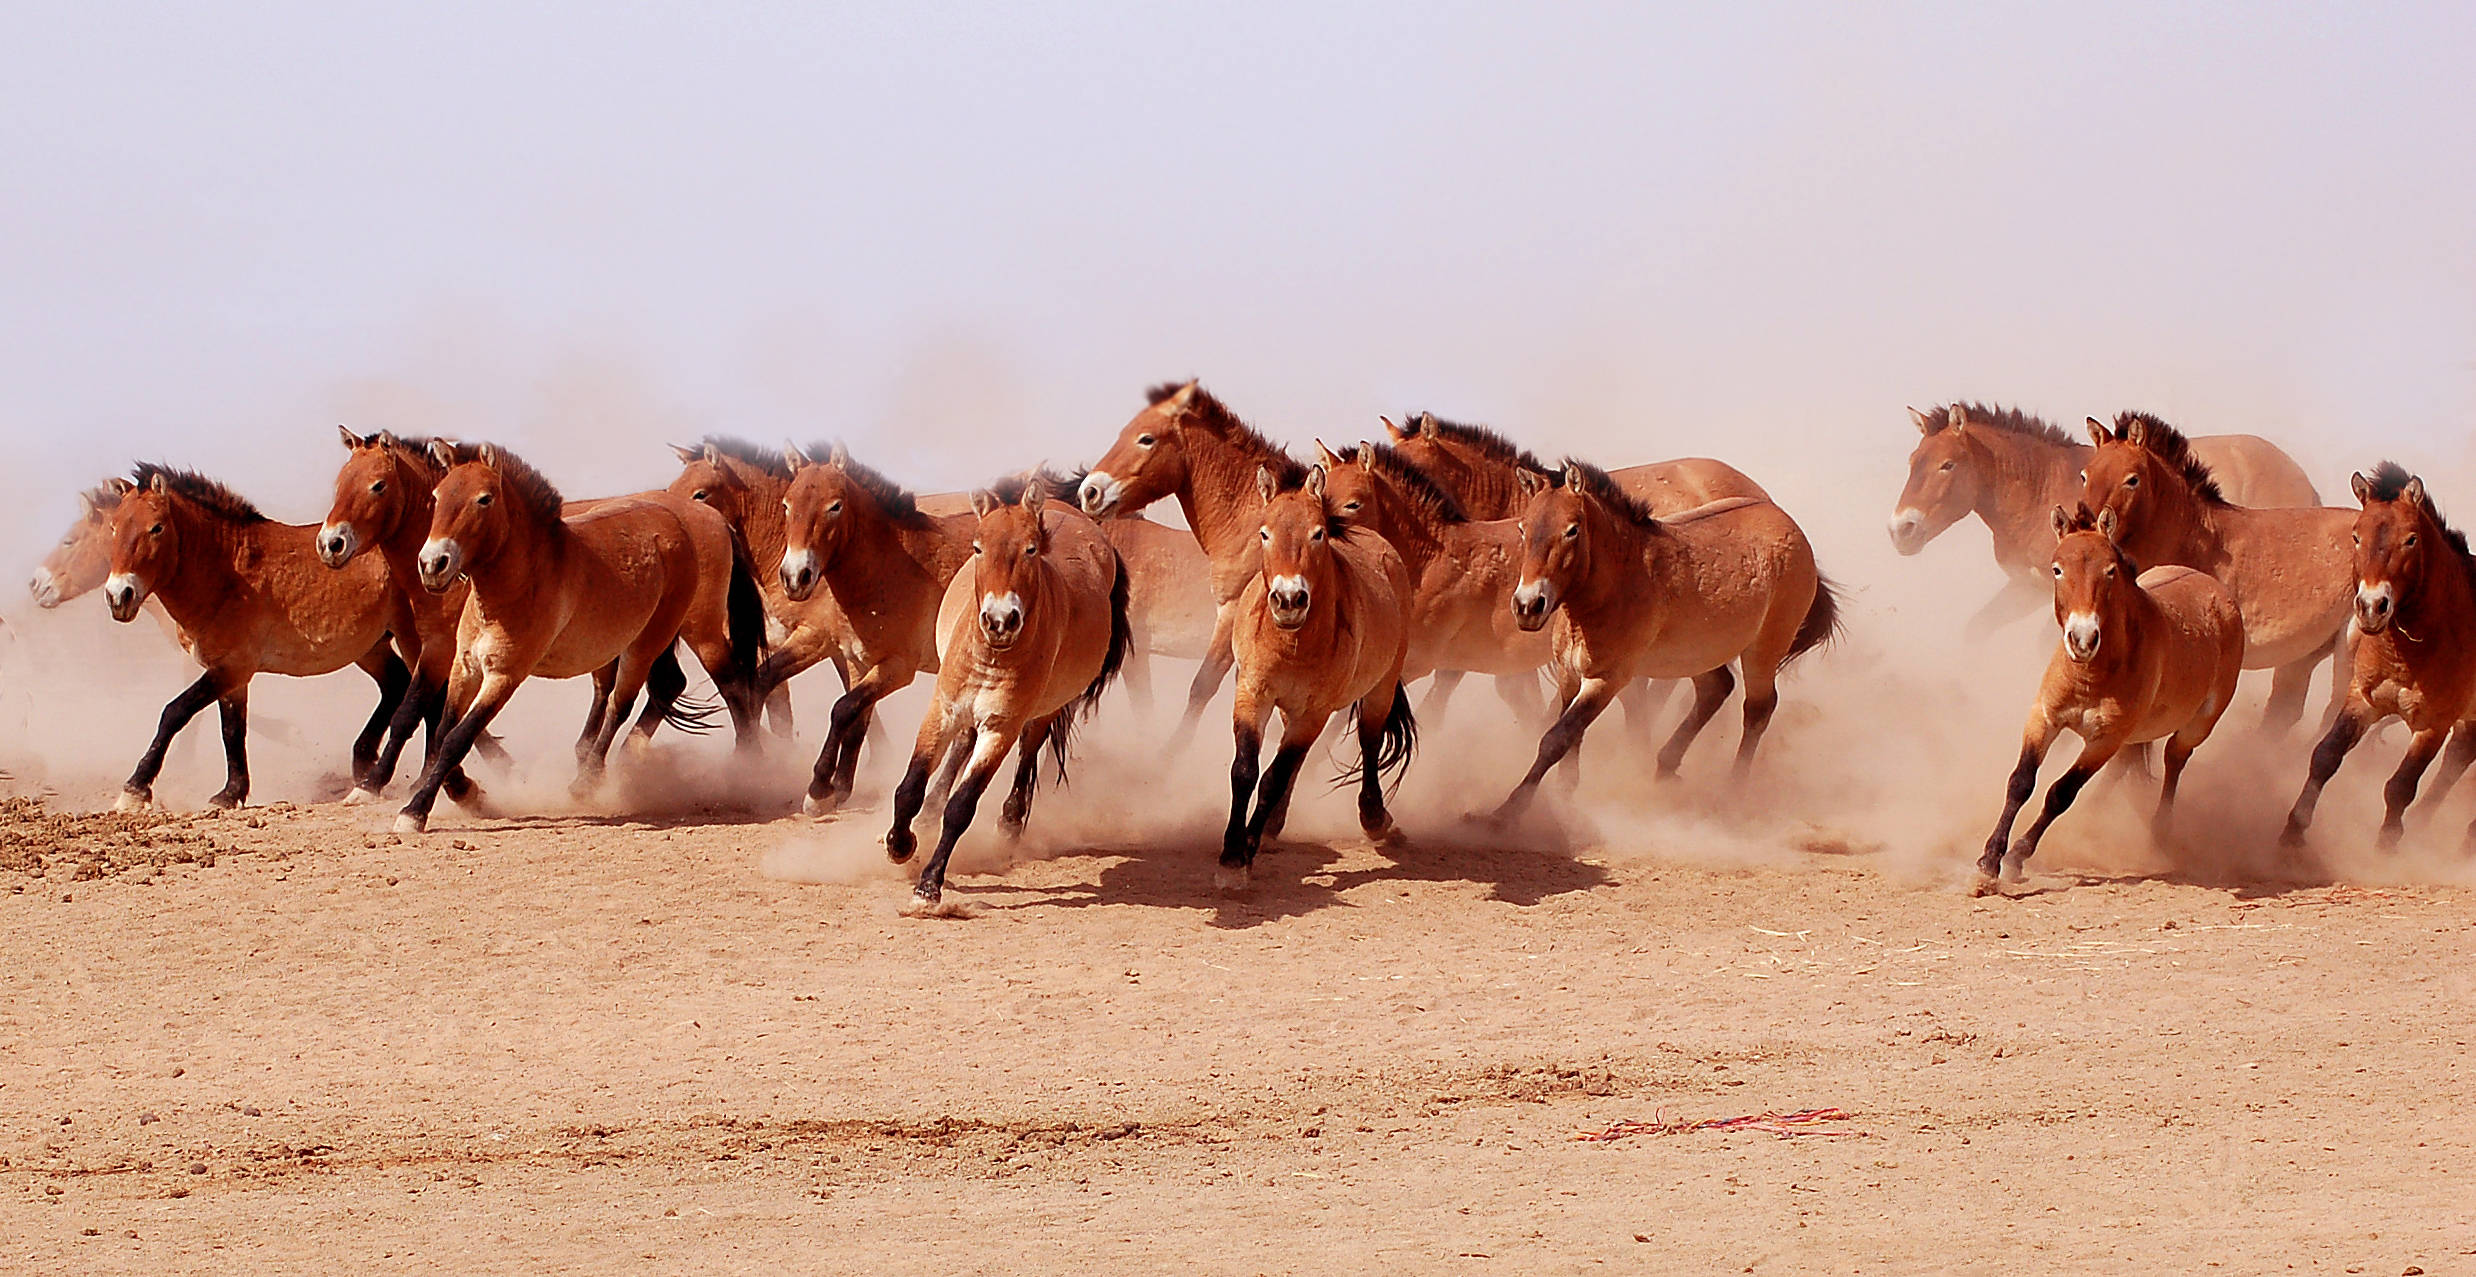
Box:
(2188, 435), (2321, 508)
(1610, 458), (1771, 515)
(195, 521), (397, 677)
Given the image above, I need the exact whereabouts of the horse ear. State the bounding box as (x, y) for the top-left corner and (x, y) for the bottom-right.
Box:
(969, 489), (1000, 520)
(73, 488), (97, 516)
(1945, 405), (1966, 434)
(2122, 416), (2148, 447)
(2405, 476), (2427, 508)
(1019, 472), (1050, 509)
(669, 442), (702, 464)
(1908, 407), (1933, 434)
(1256, 465), (1279, 504)
(1313, 439), (1342, 467)
(1417, 412), (1439, 439)
(1516, 469), (1548, 502)
(2096, 506), (2121, 541)
(146, 470), (168, 494)
(1306, 465), (1328, 501)
(1358, 439), (1378, 465)
(106, 477), (135, 497)
(828, 440), (852, 470)
(428, 439), (458, 470)
(1164, 380), (1199, 412)
(782, 440), (811, 471)
(1379, 415), (1408, 442)
(338, 423), (362, 450)
(477, 442), (501, 470)
(2052, 505), (2073, 539)
(2085, 417), (2111, 446)
(2350, 472), (2372, 504)
(1562, 461), (1587, 492)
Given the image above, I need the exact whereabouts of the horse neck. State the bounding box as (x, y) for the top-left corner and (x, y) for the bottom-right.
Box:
(462, 514), (571, 605)
(1569, 505), (1650, 616)
(1971, 430), (2085, 566)
(1370, 488), (1446, 573)
(731, 472), (794, 572)
(150, 506), (253, 621)
(1454, 457), (1530, 521)
(2402, 534), (2476, 639)
(1178, 432), (1287, 562)
(375, 473), (439, 594)
(2132, 485), (2226, 572)
(840, 507), (970, 591)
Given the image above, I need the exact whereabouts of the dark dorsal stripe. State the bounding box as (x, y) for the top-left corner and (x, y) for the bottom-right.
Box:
(701, 435), (796, 480)
(1416, 412), (1547, 473)
(816, 444), (920, 520)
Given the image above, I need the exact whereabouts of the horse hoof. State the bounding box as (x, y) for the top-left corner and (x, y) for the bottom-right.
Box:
(802, 793), (839, 819)
(885, 835), (916, 864)
(1969, 873), (2003, 898)
(1366, 820), (1404, 848)
(392, 814), (427, 835)
(206, 794), (243, 812)
(899, 892), (963, 919)
(115, 790), (154, 813)
(1214, 863), (1252, 894)
(342, 787), (382, 807)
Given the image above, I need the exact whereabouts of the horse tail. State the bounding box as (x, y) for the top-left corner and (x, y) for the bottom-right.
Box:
(652, 646), (722, 735)
(1780, 570), (1845, 672)
(1336, 681), (1420, 795)
(1046, 546), (1135, 784)
(724, 542), (767, 683)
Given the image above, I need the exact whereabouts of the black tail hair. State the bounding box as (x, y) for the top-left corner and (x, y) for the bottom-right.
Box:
(724, 542), (767, 682)
(650, 646), (722, 735)
(1781, 571), (1845, 671)
(1334, 682), (1419, 795)
(1044, 546), (1136, 784)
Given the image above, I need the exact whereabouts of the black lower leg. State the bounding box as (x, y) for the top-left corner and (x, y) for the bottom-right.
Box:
(402, 699), (501, 825)
(2381, 735), (2445, 847)
(2009, 764), (2100, 872)
(127, 673), (223, 799)
(354, 653), (412, 782)
(209, 690), (250, 808)
(2283, 712), (2367, 844)
(1222, 725), (1263, 866)
(1657, 667), (1735, 776)
(888, 731), (960, 864)
(1240, 744), (1310, 866)
(1981, 744), (2043, 877)
(916, 764), (1000, 904)
(1002, 719), (1054, 833)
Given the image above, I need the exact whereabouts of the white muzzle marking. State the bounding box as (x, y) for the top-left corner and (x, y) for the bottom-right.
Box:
(416, 537), (462, 592)
(1079, 471), (1123, 517)
(102, 571), (144, 621)
(979, 591), (1026, 647)
(780, 546), (821, 600)
(1511, 578), (1555, 630)
(2355, 581), (2397, 634)
(2063, 611), (2101, 662)
(1888, 507), (1926, 554)
(317, 521), (359, 568)
(28, 566), (59, 608)
(1267, 573), (1310, 627)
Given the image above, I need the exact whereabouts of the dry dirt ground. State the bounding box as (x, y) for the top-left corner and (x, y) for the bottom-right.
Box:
(1, 787), (2471, 1276)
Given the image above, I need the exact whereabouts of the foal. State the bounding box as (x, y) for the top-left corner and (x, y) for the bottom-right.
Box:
(2281, 466), (2476, 848)
(101, 466), (413, 810)
(884, 476), (1132, 914)
(1491, 462), (1837, 821)
(1979, 506), (2243, 884)
(1221, 466), (1417, 890)
(777, 442), (979, 813)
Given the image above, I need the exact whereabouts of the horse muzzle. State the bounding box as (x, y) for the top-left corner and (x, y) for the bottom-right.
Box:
(316, 522), (359, 568)
(416, 537), (463, 593)
(27, 567), (59, 609)
(979, 593), (1026, 648)
(1510, 580), (1556, 632)
(1267, 576), (1310, 630)
(2062, 612), (2102, 663)
(2355, 582), (2397, 635)
(1078, 472), (1122, 518)
(780, 548), (821, 601)
(102, 572), (144, 622)
(1887, 508), (1928, 556)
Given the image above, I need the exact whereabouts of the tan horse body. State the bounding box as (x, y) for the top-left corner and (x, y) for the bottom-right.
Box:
(1979, 507), (2244, 885)
(1097, 514), (1218, 711)
(1891, 403), (2323, 633)
(393, 443), (753, 832)
(1491, 463), (1838, 820)
(101, 467), (414, 810)
(2282, 466), (2476, 849)
(1221, 467), (1417, 890)
(885, 479), (1131, 913)
(1381, 411), (1768, 520)
(2079, 413), (2352, 729)
(1076, 381), (1308, 745)
(777, 443), (978, 813)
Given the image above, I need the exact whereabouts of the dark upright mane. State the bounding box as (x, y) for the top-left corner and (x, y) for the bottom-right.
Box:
(1414, 412), (1548, 473)
(1925, 402), (2080, 447)
(811, 444), (919, 520)
(985, 464), (1091, 509)
(700, 435), (795, 480)
(1148, 380), (1307, 488)
(2366, 461), (2473, 562)
(377, 433), (447, 485)
(2112, 411), (2227, 505)
(130, 463), (268, 524)
(1333, 441), (1468, 524)
(2058, 502), (2103, 535)
(475, 444), (566, 526)
(1558, 458), (1662, 528)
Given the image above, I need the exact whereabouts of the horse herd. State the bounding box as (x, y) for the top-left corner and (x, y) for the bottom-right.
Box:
(21, 383), (2472, 910)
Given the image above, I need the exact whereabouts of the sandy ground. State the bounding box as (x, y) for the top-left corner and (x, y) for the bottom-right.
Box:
(2, 775), (2471, 1276)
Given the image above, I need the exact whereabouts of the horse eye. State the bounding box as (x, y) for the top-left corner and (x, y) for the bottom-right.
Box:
(476, 493), (493, 507)
(1023, 544), (1037, 557)
(971, 541), (983, 554)
(148, 523), (164, 536)
(1259, 528), (1270, 541)
(827, 501), (843, 515)
(1136, 434), (1156, 448)
(782, 499), (792, 515)
(2123, 475), (2139, 488)
(1563, 524), (1579, 539)
(370, 480), (386, 494)
(2077, 470), (2086, 483)
(1938, 461), (1955, 472)
(2052, 565), (2063, 577)
(692, 490), (709, 502)
(1311, 529), (1324, 542)
(2406, 534), (2419, 547)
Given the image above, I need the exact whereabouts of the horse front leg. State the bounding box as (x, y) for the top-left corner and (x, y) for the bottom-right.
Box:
(887, 709), (962, 865)
(1981, 718), (2059, 880)
(1418, 670), (1466, 723)
(905, 722), (1025, 917)
(2262, 640), (2335, 735)
(206, 681), (252, 810)
(398, 672), (519, 834)
(1492, 676), (1617, 824)
(807, 663), (907, 815)
(1219, 690), (1275, 890)
(1355, 682), (1410, 845)
(2281, 701), (2371, 847)
(350, 644), (412, 792)
(2412, 720), (2476, 818)
(2379, 727), (2449, 850)
(2001, 736), (2122, 882)
(1962, 577), (2048, 641)
(1166, 604), (1238, 757)
(121, 671), (227, 810)
(1000, 713), (1063, 837)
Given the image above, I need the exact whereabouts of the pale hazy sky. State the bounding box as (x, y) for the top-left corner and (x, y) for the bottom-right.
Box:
(3, 3), (2471, 551)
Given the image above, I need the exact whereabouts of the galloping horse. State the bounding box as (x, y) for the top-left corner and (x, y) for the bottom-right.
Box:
(885, 474), (1131, 914)
(1312, 439), (1550, 720)
(1491, 462), (1838, 822)
(1076, 381), (1308, 746)
(392, 442), (757, 832)
(100, 465), (414, 810)
(2078, 412), (2353, 732)
(1381, 411), (1769, 520)
(33, 481), (193, 653)
(1979, 505), (2244, 886)
(1221, 465), (1417, 889)
(1890, 403), (2322, 634)
(777, 442), (978, 814)
(2281, 465), (2476, 849)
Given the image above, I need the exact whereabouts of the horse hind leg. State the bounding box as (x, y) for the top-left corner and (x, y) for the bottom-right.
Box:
(1166, 610), (1238, 756)
(122, 671), (226, 809)
(2411, 720), (2476, 819)
(2378, 727), (2449, 850)
(207, 682), (251, 810)
(1001, 713), (1063, 837)
(626, 647), (692, 753)
(577, 662), (618, 770)
(350, 646), (412, 794)
(1418, 670), (1466, 723)
(2261, 642), (2333, 734)
(1657, 666), (1737, 779)
(1729, 668), (1781, 784)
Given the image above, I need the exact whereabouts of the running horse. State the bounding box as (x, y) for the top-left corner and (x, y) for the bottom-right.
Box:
(776, 442), (979, 814)
(1076, 381), (1308, 747)
(392, 442), (761, 832)
(1890, 402), (2322, 634)
(99, 465), (414, 810)
(885, 473), (1132, 914)
(1978, 505), (2244, 887)
(2077, 412), (2353, 732)
(1221, 465), (1418, 890)
(2281, 465), (2476, 849)
(664, 435), (849, 737)
(1490, 461), (1840, 822)
(33, 481), (193, 655)
(1381, 411), (1769, 520)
